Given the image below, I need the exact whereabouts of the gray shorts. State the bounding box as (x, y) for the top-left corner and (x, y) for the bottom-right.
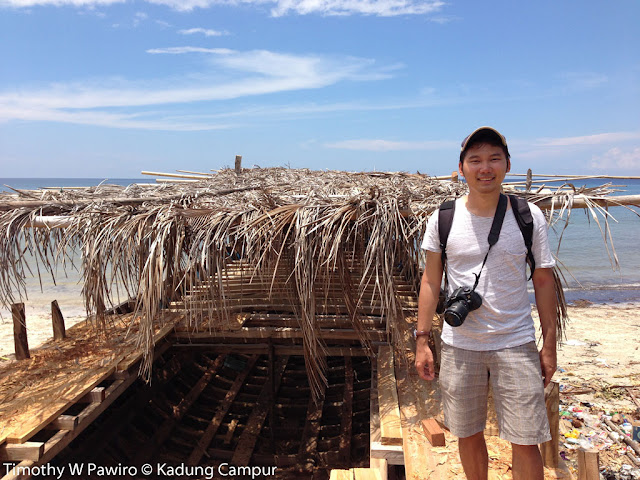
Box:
(439, 341), (551, 445)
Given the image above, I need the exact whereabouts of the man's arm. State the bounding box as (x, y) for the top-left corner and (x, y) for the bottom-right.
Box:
(415, 250), (444, 381)
(532, 267), (558, 387)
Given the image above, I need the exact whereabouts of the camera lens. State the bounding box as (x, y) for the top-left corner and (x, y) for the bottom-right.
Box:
(444, 300), (469, 327)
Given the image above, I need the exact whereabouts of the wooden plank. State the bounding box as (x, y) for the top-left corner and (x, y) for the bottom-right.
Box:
(577, 448), (599, 480)
(370, 361), (403, 466)
(377, 346), (402, 446)
(133, 354), (226, 465)
(353, 468), (382, 480)
(231, 356), (289, 465)
(12, 303), (29, 360)
(172, 344), (375, 356)
(297, 371), (327, 468)
(1, 364), (116, 444)
(394, 347), (448, 480)
(187, 355), (260, 465)
(116, 316), (180, 372)
(541, 381), (560, 468)
(329, 470), (353, 480)
(172, 328), (386, 341)
(339, 356), (354, 465)
(0, 442), (44, 462)
(421, 418), (445, 447)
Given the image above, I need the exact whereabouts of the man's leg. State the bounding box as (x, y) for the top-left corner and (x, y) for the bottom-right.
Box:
(511, 443), (543, 480)
(458, 431), (488, 480)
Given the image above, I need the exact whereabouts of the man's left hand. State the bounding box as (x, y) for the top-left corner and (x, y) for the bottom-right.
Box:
(539, 346), (557, 388)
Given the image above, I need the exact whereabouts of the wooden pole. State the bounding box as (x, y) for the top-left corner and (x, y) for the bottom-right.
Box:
(526, 168), (533, 192)
(235, 155), (242, 174)
(541, 381), (559, 468)
(11, 303), (30, 360)
(577, 448), (599, 480)
(51, 300), (66, 340)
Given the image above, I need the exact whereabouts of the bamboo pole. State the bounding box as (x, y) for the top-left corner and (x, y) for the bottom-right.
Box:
(508, 173), (640, 180)
(175, 170), (214, 177)
(12, 303), (29, 360)
(141, 170), (210, 180)
(534, 194), (640, 210)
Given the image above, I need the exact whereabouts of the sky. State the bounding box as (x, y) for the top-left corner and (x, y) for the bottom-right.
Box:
(0, 0), (639, 178)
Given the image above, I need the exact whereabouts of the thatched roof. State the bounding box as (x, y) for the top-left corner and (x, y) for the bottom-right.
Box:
(1, 167), (638, 392)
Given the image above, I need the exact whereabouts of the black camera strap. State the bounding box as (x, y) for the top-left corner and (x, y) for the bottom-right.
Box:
(471, 193), (508, 290)
(442, 193), (508, 292)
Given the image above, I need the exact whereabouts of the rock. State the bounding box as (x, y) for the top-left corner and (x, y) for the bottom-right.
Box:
(572, 418), (584, 428)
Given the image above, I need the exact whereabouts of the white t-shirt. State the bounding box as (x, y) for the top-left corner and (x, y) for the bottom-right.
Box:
(421, 197), (555, 351)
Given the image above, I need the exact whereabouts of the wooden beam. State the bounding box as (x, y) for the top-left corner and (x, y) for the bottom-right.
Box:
(0, 442), (44, 462)
(577, 448), (599, 480)
(12, 303), (29, 360)
(171, 343), (376, 356)
(51, 300), (66, 340)
(235, 155), (242, 174)
(231, 356), (289, 465)
(541, 381), (560, 468)
(353, 468), (382, 480)
(339, 356), (354, 466)
(171, 328), (386, 342)
(78, 387), (106, 404)
(133, 354), (226, 465)
(187, 355), (259, 465)
(330, 470), (353, 480)
(421, 418), (445, 447)
(298, 372), (327, 469)
(370, 362), (399, 480)
(45, 415), (78, 431)
(377, 346), (402, 446)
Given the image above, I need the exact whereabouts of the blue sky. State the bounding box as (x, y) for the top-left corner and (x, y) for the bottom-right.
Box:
(0, 0), (639, 178)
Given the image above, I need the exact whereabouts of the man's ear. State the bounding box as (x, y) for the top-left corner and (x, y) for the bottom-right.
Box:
(506, 158), (511, 173)
(458, 161), (464, 177)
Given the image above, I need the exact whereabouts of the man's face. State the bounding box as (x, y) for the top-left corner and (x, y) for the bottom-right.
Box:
(458, 143), (510, 195)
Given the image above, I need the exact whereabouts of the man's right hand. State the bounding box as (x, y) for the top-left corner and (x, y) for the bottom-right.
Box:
(415, 336), (435, 381)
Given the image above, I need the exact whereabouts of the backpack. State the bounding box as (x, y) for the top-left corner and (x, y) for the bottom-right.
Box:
(438, 194), (536, 279)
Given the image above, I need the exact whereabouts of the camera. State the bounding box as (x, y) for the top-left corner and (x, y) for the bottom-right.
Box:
(443, 287), (482, 327)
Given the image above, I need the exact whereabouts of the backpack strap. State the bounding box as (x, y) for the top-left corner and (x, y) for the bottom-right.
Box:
(438, 199), (456, 267)
(508, 195), (536, 279)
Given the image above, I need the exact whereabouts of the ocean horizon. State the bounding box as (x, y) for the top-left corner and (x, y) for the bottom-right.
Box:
(1, 176), (640, 315)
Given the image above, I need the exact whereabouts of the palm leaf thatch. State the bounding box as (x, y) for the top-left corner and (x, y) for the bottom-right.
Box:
(0, 168), (637, 392)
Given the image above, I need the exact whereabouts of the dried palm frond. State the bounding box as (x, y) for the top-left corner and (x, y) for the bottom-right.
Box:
(1, 168), (638, 390)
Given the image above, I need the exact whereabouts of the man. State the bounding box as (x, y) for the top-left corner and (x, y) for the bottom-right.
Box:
(415, 127), (558, 480)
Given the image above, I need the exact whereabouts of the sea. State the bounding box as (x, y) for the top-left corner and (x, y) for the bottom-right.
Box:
(0, 176), (639, 321)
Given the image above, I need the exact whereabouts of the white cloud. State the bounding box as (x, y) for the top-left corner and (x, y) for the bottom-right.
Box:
(325, 139), (454, 151)
(2, 0), (445, 16)
(0, 0), (123, 6)
(590, 147), (640, 171)
(147, 46), (235, 54)
(269, 0), (445, 17)
(0, 49), (390, 130)
(536, 131), (640, 147)
(559, 72), (608, 90)
(179, 27), (229, 37)
(146, 0), (444, 16)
